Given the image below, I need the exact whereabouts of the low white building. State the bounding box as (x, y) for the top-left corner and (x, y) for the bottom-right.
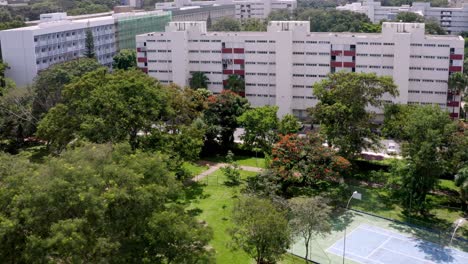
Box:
(0, 11), (172, 87)
(156, 0), (296, 19)
(136, 21), (463, 118)
(337, 0), (468, 34)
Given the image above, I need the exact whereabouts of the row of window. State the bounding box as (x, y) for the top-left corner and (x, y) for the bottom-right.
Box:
(409, 67), (448, 71)
(245, 61), (276, 65)
(246, 94), (276, 98)
(411, 43), (450, 47)
(356, 42), (394, 46)
(292, 96), (317, 99)
(356, 65), (394, 69)
(148, 60), (172, 63)
(409, 79), (447, 83)
(245, 40), (275, 43)
(189, 39), (221, 43)
(189, 60), (224, 64)
(245, 51), (276, 54)
(245, 72), (276, 76)
(188, 50), (222, 53)
(293, 74), (328, 77)
(292, 85), (314, 88)
(149, 70), (172, 73)
(147, 50), (172, 53)
(293, 52), (330, 56)
(408, 90), (447, 95)
(356, 54), (394, 57)
(408, 102), (447, 107)
(245, 83), (276, 87)
(410, 55), (449, 59)
(293, 41), (331, 44)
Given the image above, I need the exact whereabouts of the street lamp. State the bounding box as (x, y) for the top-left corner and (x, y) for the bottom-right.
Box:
(343, 191), (362, 264)
(450, 218), (465, 246)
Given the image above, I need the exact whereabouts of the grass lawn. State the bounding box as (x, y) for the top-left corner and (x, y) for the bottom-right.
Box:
(188, 169), (303, 264)
(182, 162), (209, 177)
(203, 155), (267, 168)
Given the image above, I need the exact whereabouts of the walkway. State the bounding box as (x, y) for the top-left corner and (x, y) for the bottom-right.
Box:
(192, 162), (263, 182)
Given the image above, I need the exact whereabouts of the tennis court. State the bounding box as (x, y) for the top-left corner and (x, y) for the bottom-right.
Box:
(327, 224), (468, 264)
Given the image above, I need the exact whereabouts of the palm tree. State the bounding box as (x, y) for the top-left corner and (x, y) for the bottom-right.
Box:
(448, 72), (467, 117)
(225, 74), (245, 95)
(455, 167), (468, 211)
(189, 72), (209, 89)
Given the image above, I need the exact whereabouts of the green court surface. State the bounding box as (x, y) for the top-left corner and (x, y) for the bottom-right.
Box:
(289, 210), (468, 264)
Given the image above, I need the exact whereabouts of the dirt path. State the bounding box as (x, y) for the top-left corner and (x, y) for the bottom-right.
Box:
(192, 162), (263, 182)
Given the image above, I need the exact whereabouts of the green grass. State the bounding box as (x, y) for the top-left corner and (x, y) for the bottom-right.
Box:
(438, 179), (459, 192)
(182, 162), (209, 177)
(204, 155), (267, 168)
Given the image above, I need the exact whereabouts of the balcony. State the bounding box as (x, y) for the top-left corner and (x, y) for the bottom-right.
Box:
(233, 48), (245, 54)
(223, 80), (228, 86)
(137, 47), (146, 52)
(331, 61), (342, 67)
(234, 59), (244, 64)
(447, 101), (460, 107)
(139, 67), (148, 73)
(234, 70), (245, 75)
(449, 66), (462, 72)
(137, 57), (147, 63)
(331, 50), (342, 56)
(450, 54), (463, 60)
(223, 69), (234, 74)
(450, 112), (459, 118)
(343, 62), (356, 68)
(343, 50), (356, 56)
(222, 48), (233, 53)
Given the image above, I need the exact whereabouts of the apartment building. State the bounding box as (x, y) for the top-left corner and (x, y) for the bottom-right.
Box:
(170, 4), (236, 22)
(0, 11), (171, 87)
(337, 0), (468, 34)
(156, 0), (296, 19)
(136, 21), (464, 118)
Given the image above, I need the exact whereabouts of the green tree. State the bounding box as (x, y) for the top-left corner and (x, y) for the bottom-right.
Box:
(396, 105), (456, 213)
(31, 58), (103, 121)
(189, 71), (210, 89)
(221, 150), (241, 185)
(0, 143), (213, 263)
(225, 74), (245, 94)
(448, 72), (467, 116)
(296, 10), (374, 32)
(37, 69), (170, 151)
(203, 90), (250, 151)
(278, 114), (301, 135)
(241, 18), (267, 31)
(238, 105), (279, 154)
(425, 19), (447, 35)
(455, 166), (468, 211)
(309, 72), (398, 159)
(112, 49), (137, 70)
(289, 197), (332, 263)
(84, 29), (95, 58)
(395, 12), (424, 22)
(209, 17), (241, 31)
(382, 104), (413, 139)
(230, 196), (292, 264)
(0, 60), (15, 96)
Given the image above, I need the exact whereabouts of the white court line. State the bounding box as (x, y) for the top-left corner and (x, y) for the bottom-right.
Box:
(366, 236), (393, 259)
(359, 225), (411, 241)
(325, 225), (363, 252)
(379, 246), (436, 263)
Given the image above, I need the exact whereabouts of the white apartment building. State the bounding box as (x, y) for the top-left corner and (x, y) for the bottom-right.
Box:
(156, 0), (297, 19)
(136, 21), (464, 118)
(337, 0), (468, 34)
(0, 11), (171, 87)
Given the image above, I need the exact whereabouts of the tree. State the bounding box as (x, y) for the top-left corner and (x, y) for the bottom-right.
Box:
(425, 19), (447, 35)
(289, 197), (332, 263)
(84, 29), (95, 58)
(0, 143), (213, 263)
(206, 13), (212, 28)
(309, 72), (398, 159)
(238, 105), (279, 154)
(221, 150), (241, 185)
(230, 196), (292, 264)
(296, 10), (374, 32)
(225, 74), (245, 94)
(0, 60), (15, 95)
(395, 105), (456, 213)
(455, 166), (468, 211)
(395, 12), (424, 23)
(271, 133), (351, 188)
(31, 58), (103, 122)
(267, 9), (293, 21)
(209, 17), (241, 31)
(242, 18), (267, 31)
(37, 69), (170, 151)
(203, 90), (250, 151)
(278, 114), (301, 135)
(112, 49), (137, 70)
(189, 71), (209, 89)
(448, 72), (467, 115)
(382, 104), (413, 139)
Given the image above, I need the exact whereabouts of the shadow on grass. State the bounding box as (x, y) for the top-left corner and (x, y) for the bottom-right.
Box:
(187, 207), (203, 217)
(183, 181), (211, 202)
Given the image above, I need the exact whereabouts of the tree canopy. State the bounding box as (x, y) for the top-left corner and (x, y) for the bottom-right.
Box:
(112, 49), (137, 70)
(238, 105), (279, 154)
(309, 72), (398, 159)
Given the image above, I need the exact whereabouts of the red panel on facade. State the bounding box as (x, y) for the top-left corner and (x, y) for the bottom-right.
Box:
(343, 62), (356, 68)
(140, 67), (148, 73)
(331, 50), (342, 56)
(330, 61), (342, 67)
(234, 59), (245, 64)
(223, 80), (228, 86)
(449, 66), (462, 72)
(222, 48), (233, 53)
(450, 112), (459, 118)
(447, 101), (460, 107)
(450, 54), (463, 60)
(234, 70), (245, 75)
(233, 48), (245, 54)
(137, 47), (146, 52)
(343, 50), (356, 56)
(223, 69), (233, 74)
(137, 57), (147, 63)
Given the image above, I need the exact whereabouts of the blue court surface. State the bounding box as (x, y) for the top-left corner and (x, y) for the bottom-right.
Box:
(327, 224), (468, 264)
